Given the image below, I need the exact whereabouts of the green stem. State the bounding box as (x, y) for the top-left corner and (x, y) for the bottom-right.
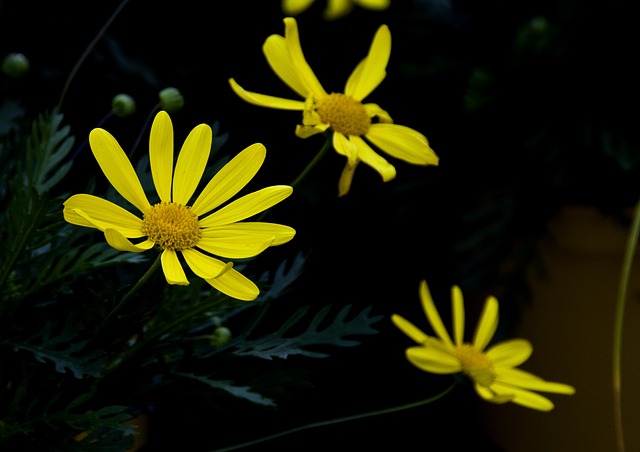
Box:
(95, 253), (162, 337)
(55, 0), (132, 113)
(289, 134), (333, 189)
(209, 382), (457, 452)
(613, 200), (640, 452)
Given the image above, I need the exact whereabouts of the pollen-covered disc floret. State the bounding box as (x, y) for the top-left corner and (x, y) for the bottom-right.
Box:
(454, 343), (495, 386)
(316, 93), (371, 136)
(142, 202), (201, 251)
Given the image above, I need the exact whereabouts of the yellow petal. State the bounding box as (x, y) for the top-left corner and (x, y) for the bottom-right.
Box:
(63, 194), (144, 237)
(324, 0), (354, 19)
(191, 143), (266, 216)
(333, 132), (359, 164)
(263, 34), (309, 99)
(229, 78), (305, 110)
(391, 314), (429, 344)
(495, 367), (576, 395)
(173, 123), (212, 205)
(149, 110), (174, 203)
(406, 345), (461, 374)
(472, 296), (499, 351)
(364, 103), (393, 123)
(451, 285), (465, 346)
(161, 249), (189, 285)
(338, 160), (358, 197)
(104, 229), (155, 252)
(206, 267), (260, 301)
(199, 186), (293, 228)
(351, 135), (396, 182)
(282, 17), (327, 99)
(486, 339), (533, 367)
(419, 280), (454, 347)
(202, 222), (296, 246)
(357, 0), (390, 10)
(198, 234), (275, 259)
(89, 128), (150, 213)
(181, 248), (230, 279)
(345, 25), (390, 101)
(365, 123), (439, 165)
(282, 0), (315, 15)
(488, 382), (556, 411)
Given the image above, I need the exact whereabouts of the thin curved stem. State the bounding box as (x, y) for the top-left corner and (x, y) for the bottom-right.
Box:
(209, 382), (457, 452)
(290, 135), (332, 189)
(613, 200), (640, 452)
(55, 0), (132, 113)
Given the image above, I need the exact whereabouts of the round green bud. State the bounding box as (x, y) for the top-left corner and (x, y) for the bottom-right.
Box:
(158, 87), (184, 113)
(2, 53), (30, 78)
(210, 326), (232, 348)
(111, 93), (136, 118)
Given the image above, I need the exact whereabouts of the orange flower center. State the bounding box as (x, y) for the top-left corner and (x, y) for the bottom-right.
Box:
(142, 202), (201, 251)
(316, 93), (371, 136)
(453, 344), (496, 386)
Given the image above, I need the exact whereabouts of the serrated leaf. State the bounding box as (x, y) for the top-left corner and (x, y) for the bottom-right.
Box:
(172, 372), (276, 407)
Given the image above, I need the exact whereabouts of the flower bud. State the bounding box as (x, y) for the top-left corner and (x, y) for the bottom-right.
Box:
(210, 326), (232, 348)
(158, 87), (184, 113)
(2, 53), (30, 78)
(111, 93), (136, 118)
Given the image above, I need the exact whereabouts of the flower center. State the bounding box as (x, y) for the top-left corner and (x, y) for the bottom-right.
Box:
(141, 202), (202, 251)
(453, 344), (496, 386)
(316, 93), (371, 136)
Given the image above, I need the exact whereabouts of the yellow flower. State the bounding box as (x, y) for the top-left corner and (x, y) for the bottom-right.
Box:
(63, 111), (296, 301)
(229, 17), (438, 197)
(391, 281), (575, 411)
(282, 0), (390, 20)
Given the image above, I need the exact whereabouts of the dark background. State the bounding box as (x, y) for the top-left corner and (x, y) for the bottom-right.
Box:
(2, 0), (639, 450)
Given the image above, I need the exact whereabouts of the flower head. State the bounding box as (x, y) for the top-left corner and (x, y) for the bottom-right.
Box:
(63, 111), (295, 301)
(391, 281), (575, 411)
(282, 0), (390, 20)
(229, 17), (438, 196)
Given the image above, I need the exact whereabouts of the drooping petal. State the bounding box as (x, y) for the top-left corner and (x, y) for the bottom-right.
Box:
(391, 314), (430, 344)
(351, 135), (396, 182)
(419, 280), (454, 347)
(263, 34), (310, 99)
(495, 367), (576, 395)
(333, 132), (359, 164)
(282, 17), (327, 99)
(485, 339), (533, 368)
(202, 223), (296, 246)
(338, 160), (358, 197)
(364, 103), (393, 123)
(488, 382), (556, 412)
(345, 25), (390, 101)
(474, 384), (514, 404)
(324, 0), (354, 19)
(160, 249), (189, 285)
(199, 186), (293, 228)
(472, 296), (499, 351)
(149, 110), (174, 203)
(191, 143), (266, 216)
(173, 123), (212, 205)
(104, 229), (155, 252)
(281, 0), (315, 15)
(451, 285), (465, 346)
(206, 267), (260, 301)
(356, 0), (391, 10)
(406, 345), (462, 374)
(229, 79), (305, 110)
(365, 123), (439, 165)
(89, 128), (151, 213)
(63, 194), (144, 237)
(181, 248), (231, 279)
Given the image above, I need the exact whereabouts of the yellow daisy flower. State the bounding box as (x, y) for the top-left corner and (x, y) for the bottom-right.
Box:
(63, 110), (296, 301)
(282, 0), (390, 20)
(229, 17), (439, 197)
(391, 281), (575, 411)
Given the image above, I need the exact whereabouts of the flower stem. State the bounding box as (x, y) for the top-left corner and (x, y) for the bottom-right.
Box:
(290, 134), (332, 189)
(55, 0), (132, 113)
(95, 254), (162, 337)
(209, 382), (457, 452)
(613, 200), (640, 452)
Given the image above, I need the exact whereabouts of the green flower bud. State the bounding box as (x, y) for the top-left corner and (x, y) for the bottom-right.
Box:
(111, 93), (136, 118)
(2, 53), (30, 78)
(158, 87), (184, 113)
(210, 326), (232, 348)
